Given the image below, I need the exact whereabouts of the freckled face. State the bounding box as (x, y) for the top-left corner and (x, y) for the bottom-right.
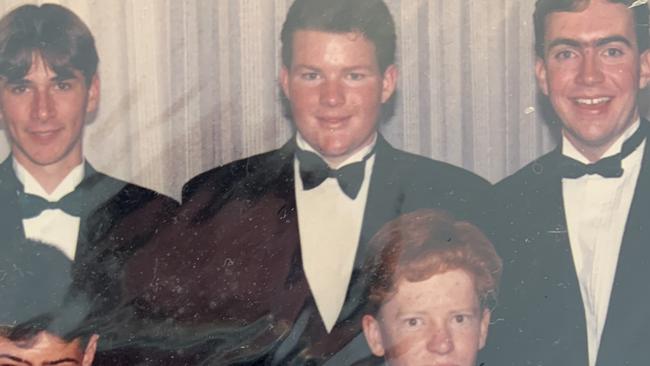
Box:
(362, 269), (490, 366)
(0, 53), (99, 169)
(535, 0), (650, 159)
(280, 30), (397, 165)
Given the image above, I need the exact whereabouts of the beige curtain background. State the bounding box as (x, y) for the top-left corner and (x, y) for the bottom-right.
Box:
(0, 0), (566, 200)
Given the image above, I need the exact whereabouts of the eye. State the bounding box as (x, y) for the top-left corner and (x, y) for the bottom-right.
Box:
(603, 48), (623, 57)
(554, 49), (575, 61)
(55, 81), (72, 90)
(404, 317), (423, 328)
(301, 72), (320, 81)
(347, 72), (366, 81)
(454, 314), (466, 323)
(9, 84), (28, 94)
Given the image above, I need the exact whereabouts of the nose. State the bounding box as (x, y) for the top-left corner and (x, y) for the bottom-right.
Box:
(426, 325), (454, 355)
(319, 78), (345, 107)
(31, 89), (55, 122)
(577, 51), (605, 85)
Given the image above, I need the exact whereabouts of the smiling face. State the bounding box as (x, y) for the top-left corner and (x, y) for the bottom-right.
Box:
(280, 30), (397, 167)
(535, 0), (650, 161)
(0, 332), (98, 366)
(0, 53), (99, 173)
(363, 269), (490, 366)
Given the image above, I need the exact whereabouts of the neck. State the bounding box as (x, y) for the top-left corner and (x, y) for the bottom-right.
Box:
(323, 155), (351, 169)
(563, 120), (639, 164)
(297, 133), (378, 169)
(572, 143), (610, 164)
(14, 154), (82, 194)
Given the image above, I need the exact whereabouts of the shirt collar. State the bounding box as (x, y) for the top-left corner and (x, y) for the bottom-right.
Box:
(13, 158), (85, 201)
(562, 119), (640, 164)
(295, 132), (378, 167)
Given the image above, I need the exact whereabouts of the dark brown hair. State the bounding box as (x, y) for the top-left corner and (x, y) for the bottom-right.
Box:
(0, 312), (94, 349)
(280, 0), (396, 73)
(0, 3), (98, 86)
(534, 0), (650, 58)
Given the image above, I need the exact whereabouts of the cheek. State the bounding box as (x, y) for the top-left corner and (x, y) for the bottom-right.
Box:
(289, 89), (318, 113)
(453, 326), (484, 353)
(383, 330), (426, 360)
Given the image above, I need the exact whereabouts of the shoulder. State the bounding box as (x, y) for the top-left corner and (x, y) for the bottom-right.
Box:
(182, 148), (290, 202)
(83, 169), (179, 244)
(0, 157), (19, 191)
(374, 144), (492, 226)
(495, 150), (558, 197)
(380, 145), (491, 192)
(89, 171), (178, 211)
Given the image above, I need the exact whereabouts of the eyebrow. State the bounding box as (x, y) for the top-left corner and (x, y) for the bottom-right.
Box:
(0, 354), (31, 365)
(292, 64), (375, 71)
(4, 75), (78, 86)
(547, 35), (633, 51)
(44, 358), (80, 365)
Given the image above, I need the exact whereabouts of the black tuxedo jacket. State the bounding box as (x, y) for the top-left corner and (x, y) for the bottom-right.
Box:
(482, 122), (650, 366)
(126, 135), (490, 365)
(0, 156), (178, 321)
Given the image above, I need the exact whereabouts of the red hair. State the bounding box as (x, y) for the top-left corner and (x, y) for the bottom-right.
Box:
(364, 209), (502, 314)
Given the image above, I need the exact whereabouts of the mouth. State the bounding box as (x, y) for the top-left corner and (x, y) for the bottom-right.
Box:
(571, 96), (612, 113)
(316, 116), (351, 128)
(28, 128), (63, 142)
(574, 96), (611, 105)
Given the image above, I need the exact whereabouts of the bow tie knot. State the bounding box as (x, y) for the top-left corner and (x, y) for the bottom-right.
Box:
(295, 147), (375, 199)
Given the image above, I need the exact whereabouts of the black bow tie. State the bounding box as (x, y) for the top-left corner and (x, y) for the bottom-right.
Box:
(558, 122), (647, 179)
(18, 189), (84, 219)
(295, 146), (376, 199)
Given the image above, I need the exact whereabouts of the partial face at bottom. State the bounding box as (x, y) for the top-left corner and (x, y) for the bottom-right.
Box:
(0, 331), (98, 366)
(363, 269), (490, 366)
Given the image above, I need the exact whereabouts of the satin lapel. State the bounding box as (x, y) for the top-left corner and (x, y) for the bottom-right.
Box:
(73, 163), (126, 263)
(334, 136), (405, 326)
(0, 157), (25, 242)
(511, 151), (589, 365)
(274, 142), (302, 288)
(596, 119), (650, 366)
(264, 141), (328, 363)
(354, 135), (405, 269)
(270, 140), (312, 317)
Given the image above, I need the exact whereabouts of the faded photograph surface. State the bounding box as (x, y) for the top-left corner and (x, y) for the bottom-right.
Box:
(0, 0), (648, 365)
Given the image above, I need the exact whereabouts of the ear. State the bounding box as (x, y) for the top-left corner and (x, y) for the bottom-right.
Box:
(535, 57), (550, 96)
(380, 64), (398, 103)
(279, 66), (291, 100)
(478, 308), (491, 350)
(362, 314), (386, 357)
(639, 49), (650, 89)
(86, 74), (100, 114)
(81, 334), (99, 366)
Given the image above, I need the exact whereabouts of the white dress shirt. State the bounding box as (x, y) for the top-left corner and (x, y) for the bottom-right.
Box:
(14, 159), (84, 261)
(294, 133), (376, 333)
(562, 120), (644, 366)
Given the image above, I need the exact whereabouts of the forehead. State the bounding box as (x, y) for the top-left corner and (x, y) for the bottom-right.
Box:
(1, 52), (83, 84)
(544, 0), (637, 44)
(0, 333), (82, 364)
(381, 269), (479, 316)
(290, 29), (378, 67)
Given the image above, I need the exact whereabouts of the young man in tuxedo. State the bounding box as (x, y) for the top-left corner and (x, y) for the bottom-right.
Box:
(484, 1), (650, 365)
(0, 2), (177, 345)
(126, 0), (489, 363)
